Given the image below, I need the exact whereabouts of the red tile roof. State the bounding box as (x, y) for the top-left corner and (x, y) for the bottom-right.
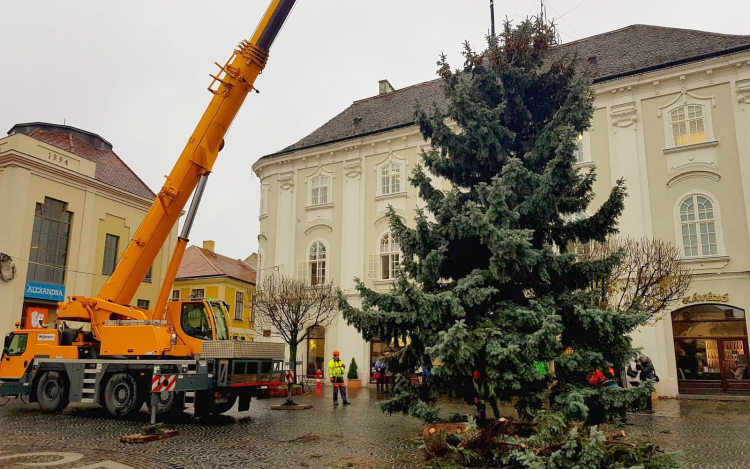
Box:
(10, 123), (154, 199)
(176, 245), (257, 285)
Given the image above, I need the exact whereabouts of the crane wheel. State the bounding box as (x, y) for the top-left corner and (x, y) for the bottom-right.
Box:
(36, 371), (70, 413)
(147, 391), (185, 416)
(103, 373), (140, 418)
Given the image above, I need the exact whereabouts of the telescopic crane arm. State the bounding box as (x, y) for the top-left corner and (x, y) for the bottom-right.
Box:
(58, 0), (297, 327)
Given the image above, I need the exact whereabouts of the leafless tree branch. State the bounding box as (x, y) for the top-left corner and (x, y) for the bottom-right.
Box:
(573, 237), (692, 324)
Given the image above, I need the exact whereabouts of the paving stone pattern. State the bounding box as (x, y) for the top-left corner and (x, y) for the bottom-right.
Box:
(0, 388), (749, 468)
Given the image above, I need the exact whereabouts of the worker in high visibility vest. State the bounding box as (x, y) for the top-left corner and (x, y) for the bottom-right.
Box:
(328, 350), (350, 406)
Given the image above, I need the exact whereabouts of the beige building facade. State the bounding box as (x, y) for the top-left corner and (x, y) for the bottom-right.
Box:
(253, 25), (750, 396)
(0, 123), (178, 339)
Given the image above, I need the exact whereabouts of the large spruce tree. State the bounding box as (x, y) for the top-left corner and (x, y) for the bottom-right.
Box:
(341, 19), (678, 468)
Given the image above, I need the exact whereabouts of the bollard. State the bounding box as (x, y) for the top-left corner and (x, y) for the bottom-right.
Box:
(315, 369), (323, 395)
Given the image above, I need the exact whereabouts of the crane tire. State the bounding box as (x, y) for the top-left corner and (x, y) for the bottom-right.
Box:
(147, 391), (185, 417)
(36, 371), (70, 413)
(103, 373), (140, 418)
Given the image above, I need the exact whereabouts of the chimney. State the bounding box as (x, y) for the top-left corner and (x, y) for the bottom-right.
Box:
(379, 79), (395, 95)
(203, 240), (215, 252)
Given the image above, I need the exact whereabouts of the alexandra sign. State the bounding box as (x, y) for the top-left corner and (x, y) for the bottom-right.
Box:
(24, 281), (65, 302)
(682, 292), (730, 304)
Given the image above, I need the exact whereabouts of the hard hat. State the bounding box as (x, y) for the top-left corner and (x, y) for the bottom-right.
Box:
(333, 350), (340, 356)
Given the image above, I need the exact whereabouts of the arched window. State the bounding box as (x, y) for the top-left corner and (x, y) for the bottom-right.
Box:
(310, 175), (330, 205)
(380, 163), (401, 195)
(379, 232), (401, 280)
(679, 194), (718, 257)
(308, 241), (327, 285)
(670, 104), (706, 147)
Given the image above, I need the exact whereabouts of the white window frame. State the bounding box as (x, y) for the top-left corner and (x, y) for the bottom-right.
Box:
(374, 152), (408, 198)
(305, 167), (335, 208)
(309, 175), (331, 206)
(298, 239), (328, 285)
(368, 232), (401, 281)
(660, 94), (716, 151)
(380, 163), (402, 196)
(673, 190), (726, 259)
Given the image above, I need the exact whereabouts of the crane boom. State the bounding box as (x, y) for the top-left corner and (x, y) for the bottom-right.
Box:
(97, 0), (296, 305)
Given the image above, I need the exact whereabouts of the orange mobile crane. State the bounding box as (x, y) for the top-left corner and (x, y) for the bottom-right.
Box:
(0, 0), (296, 418)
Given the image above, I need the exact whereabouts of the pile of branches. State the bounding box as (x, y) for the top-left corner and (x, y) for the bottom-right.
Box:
(423, 416), (679, 469)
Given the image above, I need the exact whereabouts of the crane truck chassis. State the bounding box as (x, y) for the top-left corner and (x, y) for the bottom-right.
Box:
(0, 303), (287, 418)
(0, 0), (299, 420)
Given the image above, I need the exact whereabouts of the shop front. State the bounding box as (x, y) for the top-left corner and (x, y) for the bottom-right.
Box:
(672, 301), (750, 395)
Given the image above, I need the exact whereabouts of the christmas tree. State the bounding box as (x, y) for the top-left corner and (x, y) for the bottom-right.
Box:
(340, 19), (678, 468)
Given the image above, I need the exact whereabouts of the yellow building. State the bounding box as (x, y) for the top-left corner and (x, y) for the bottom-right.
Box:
(0, 122), (178, 338)
(253, 25), (750, 395)
(174, 241), (256, 341)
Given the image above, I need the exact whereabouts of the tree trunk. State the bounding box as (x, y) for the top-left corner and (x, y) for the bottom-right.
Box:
(289, 343), (298, 384)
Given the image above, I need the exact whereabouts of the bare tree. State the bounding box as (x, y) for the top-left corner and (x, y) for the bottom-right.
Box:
(251, 274), (340, 369)
(573, 237), (692, 323)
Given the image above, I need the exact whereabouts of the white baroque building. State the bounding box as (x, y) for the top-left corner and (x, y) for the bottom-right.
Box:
(252, 25), (750, 397)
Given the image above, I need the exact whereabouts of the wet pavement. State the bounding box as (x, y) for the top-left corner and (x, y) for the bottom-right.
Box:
(0, 387), (749, 468)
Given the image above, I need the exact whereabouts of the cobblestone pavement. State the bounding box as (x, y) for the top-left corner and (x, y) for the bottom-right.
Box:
(1, 388), (750, 469)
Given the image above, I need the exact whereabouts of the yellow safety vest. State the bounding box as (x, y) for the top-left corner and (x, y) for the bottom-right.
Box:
(329, 359), (346, 378)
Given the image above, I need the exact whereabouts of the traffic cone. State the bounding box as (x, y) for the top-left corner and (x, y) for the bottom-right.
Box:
(315, 378), (322, 395)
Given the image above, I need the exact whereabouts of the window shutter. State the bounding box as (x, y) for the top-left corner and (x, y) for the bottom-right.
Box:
(368, 254), (378, 280)
(297, 261), (307, 283)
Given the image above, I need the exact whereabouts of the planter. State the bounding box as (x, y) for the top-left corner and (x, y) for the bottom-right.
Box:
(347, 379), (362, 388)
(269, 387), (288, 398)
(291, 386), (302, 396)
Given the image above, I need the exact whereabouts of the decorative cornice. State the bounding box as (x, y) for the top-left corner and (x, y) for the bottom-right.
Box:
(0, 150), (154, 211)
(277, 171), (294, 191)
(666, 169), (721, 188)
(610, 102), (638, 128)
(304, 222), (333, 235)
(657, 88), (716, 117)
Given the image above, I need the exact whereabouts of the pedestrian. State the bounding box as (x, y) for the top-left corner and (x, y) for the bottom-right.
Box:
(373, 358), (387, 394)
(635, 355), (659, 411)
(328, 350), (350, 406)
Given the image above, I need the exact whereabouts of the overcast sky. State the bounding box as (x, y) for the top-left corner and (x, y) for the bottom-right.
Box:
(1, 0), (746, 261)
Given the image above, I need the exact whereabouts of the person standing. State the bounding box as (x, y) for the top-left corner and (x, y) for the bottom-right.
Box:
(635, 355), (658, 411)
(373, 359), (387, 394)
(328, 350), (350, 406)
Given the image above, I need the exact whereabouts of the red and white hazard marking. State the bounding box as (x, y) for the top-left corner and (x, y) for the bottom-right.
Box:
(284, 370), (295, 384)
(151, 374), (177, 392)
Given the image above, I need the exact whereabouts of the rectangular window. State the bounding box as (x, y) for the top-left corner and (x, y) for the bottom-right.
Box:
(190, 288), (205, 299)
(102, 234), (119, 275)
(380, 164), (401, 195)
(573, 135), (584, 163)
(27, 197), (72, 285)
(671, 105), (706, 147)
(310, 175), (330, 206)
(143, 265), (152, 283)
(137, 299), (150, 310)
(172, 290), (180, 299)
(235, 292), (244, 321)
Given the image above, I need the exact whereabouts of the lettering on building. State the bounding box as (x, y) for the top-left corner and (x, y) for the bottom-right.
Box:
(682, 292), (730, 304)
(48, 151), (69, 166)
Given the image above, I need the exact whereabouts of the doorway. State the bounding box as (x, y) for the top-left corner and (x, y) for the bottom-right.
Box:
(306, 325), (325, 377)
(672, 304), (749, 394)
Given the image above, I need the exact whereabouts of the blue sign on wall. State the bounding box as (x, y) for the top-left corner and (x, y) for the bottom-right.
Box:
(24, 281), (65, 302)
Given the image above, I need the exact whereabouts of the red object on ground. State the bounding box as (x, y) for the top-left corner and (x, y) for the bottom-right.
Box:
(315, 369), (323, 395)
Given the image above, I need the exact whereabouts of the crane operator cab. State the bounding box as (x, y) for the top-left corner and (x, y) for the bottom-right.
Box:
(167, 298), (231, 355)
